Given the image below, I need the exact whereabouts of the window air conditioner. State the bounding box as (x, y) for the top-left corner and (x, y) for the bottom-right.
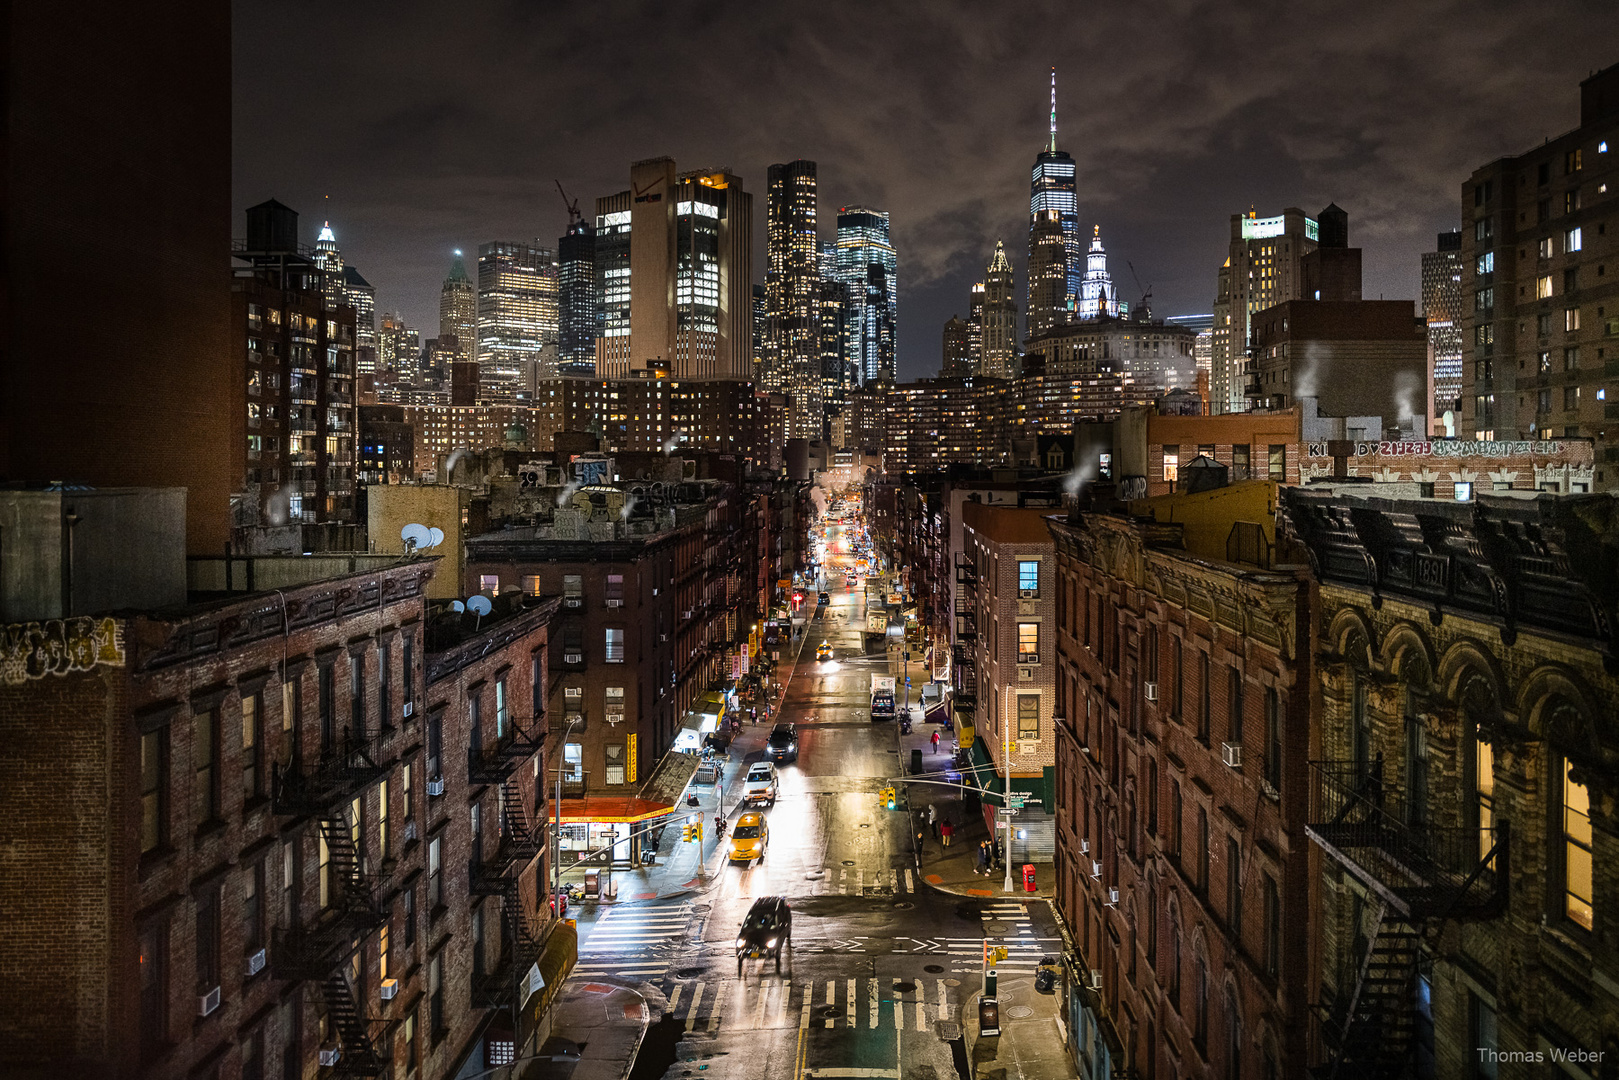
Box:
(1107, 888), (1120, 906)
(606, 599), (623, 608)
(198, 986), (221, 1017)
(1087, 969), (1103, 990)
(246, 948), (266, 977)
(1018, 589), (1037, 599)
(1090, 860), (1102, 879)
(1143, 681), (1157, 703)
(403, 820), (418, 842)
(320, 1049), (342, 1067)
(380, 978), (398, 1001)
(427, 777), (445, 797)
(1222, 742), (1243, 769)
(565, 597), (582, 608)
(1018, 666), (1034, 681)
(403, 700), (414, 718)
(1080, 839), (1090, 854)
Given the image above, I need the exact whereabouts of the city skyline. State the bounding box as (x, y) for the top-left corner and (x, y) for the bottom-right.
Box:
(232, 2), (1619, 381)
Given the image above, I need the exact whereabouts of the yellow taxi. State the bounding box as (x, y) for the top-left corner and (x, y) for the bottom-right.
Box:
(729, 811), (769, 863)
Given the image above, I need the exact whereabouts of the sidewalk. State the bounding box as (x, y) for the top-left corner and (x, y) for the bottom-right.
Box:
(523, 982), (649, 1080)
(964, 976), (1078, 1080)
(893, 702), (1057, 900)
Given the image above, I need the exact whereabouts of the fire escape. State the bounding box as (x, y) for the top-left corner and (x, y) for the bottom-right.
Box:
(468, 747), (548, 1011)
(952, 556), (979, 717)
(1307, 755), (1510, 1079)
(271, 731), (388, 1077)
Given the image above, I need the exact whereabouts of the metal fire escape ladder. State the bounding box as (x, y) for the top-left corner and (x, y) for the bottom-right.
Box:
(472, 779), (547, 1009)
(318, 969), (386, 1078)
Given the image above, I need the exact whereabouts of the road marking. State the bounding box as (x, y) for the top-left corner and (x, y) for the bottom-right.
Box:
(903, 869), (914, 891)
(937, 979), (948, 1022)
(825, 979), (836, 1028)
(668, 983), (683, 1013)
(708, 978), (728, 1032)
(846, 977), (856, 1028)
(752, 979), (771, 1030)
(916, 982), (928, 1031)
(891, 976), (901, 1030)
(685, 981), (705, 1031)
(868, 976), (879, 1029)
(800, 980), (813, 1030)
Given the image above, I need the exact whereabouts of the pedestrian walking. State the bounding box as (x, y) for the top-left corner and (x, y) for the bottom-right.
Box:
(975, 841), (989, 875)
(941, 820), (954, 848)
(930, 730), (941, 753)
(927, 803), (939, 840)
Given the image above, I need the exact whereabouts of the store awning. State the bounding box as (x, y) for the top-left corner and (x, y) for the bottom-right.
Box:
(638, 749), (700, 808)
(555, 797), (680, 824)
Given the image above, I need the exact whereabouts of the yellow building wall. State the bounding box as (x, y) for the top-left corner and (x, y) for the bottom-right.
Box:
(367, 485), (464, 599)
(1128, 479), (1278, 563)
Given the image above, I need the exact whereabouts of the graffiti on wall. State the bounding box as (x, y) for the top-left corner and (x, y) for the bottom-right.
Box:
(1, 617), (125, 685)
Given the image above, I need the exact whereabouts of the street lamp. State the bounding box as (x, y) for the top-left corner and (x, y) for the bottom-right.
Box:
(553, 717), (582, 915)
(1003, 705), (1015, 894)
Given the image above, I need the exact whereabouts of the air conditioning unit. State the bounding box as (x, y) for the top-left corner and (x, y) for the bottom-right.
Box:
(1090, 860), (1102, 879)
(1106, 887), (1120, 906)
(659, 633), (669, 642)
(1143, 681), (1157, 703)
(606, 599), (623, 608)
(1080, 839), (1090, 854)
(198, 985), (221, 1017)
(380, 978), (398, 1001)
(682, 610), (693, 621)
(1222, 742), (1243, 769)
(563, 651), (583, 665)
(246, 948), (266, 977)
(402, 820), (418, 843)
(1087, 969), (1103, 990)
(427, 777), (445, 797)
(319, 1049), (342, 1067)
(1017, 666), (1034, 681)
(564, 597), (582, 608)
(1018, 588), (1037, 599)
(402, 700), (414, 718)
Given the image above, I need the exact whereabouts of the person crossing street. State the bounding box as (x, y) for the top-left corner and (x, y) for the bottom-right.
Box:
(930, 730), (940, 753)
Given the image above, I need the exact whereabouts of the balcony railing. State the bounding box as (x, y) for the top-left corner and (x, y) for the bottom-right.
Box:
(467, 722), (544, 786)
(273, 731), (386, 817)
(1306, 758), (1508, 919)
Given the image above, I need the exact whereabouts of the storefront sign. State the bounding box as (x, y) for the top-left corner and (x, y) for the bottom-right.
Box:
(1307, 440), (1568, 458)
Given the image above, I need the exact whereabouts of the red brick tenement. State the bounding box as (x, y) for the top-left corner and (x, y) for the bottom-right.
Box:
(0, 561), (564, 1080)
(1048, 498), (1316, 1080)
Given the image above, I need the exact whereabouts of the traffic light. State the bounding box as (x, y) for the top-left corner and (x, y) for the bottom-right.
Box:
(992, 946), (1009, 964)
(681, 823), (694, 843)
(694, 822), (704, 841)
(881, 785), (897, 810)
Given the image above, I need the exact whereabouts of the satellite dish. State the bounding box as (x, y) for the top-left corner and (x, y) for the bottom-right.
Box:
(450, 600), (465, 612)
(401, 523), (431, 551)
(427, 527), (445, 548)
(466, 595), (493, 617)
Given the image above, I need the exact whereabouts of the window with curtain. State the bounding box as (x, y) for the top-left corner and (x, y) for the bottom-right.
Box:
(1564, 757), (1594, 930)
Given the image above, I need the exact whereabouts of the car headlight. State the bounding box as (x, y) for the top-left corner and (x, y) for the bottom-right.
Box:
(765, 937), (777, 948)
(736, 937), (746, 948)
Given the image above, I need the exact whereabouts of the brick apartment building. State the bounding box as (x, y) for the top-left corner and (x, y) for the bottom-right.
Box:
(0, 553), (566, 1080)
(1047, 480), (1316, 1079)
(958, 502), (1060, 857)
(1284, 489), (1619, 1075)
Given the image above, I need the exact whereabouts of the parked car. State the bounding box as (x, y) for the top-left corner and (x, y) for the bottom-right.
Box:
(766, 723), (798, 763)
(742, 762), (779, 805)
(729, 811), (769, 863)
(736, 896), (792, 972)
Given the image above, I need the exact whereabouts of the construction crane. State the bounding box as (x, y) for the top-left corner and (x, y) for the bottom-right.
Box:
(555, 180), (581, 226)
(1127, 261), (1152, 318)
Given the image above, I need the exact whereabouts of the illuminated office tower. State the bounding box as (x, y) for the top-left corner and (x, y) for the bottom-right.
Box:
(1077, 226), (1122, 320)
(377, 313), (420, 382)
(941, 315), (972, 378)
(835, 205), (898, 385)
(981, 241), (1019, 379)
(313, 222), (377, 373)
(967, 281), (985, 372)
(767, 159), (822, 436)
(1028, 69), (1081, 331)
(593, 157), (753, 379)
(752, 283), (768, 379)
(558, 215), (597, 376)
(1422, 229), (1464, 426)
(476, 240), (558, 401)
(820, 278), (851, 418)
(438, 251), (476, 367)
(1210, 206), (1319, 414)
(1027, 210), (1071, 340)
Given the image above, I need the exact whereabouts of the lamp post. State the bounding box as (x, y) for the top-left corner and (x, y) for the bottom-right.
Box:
(553, 717), (582, 916)
(1003, 704), (1015, 894)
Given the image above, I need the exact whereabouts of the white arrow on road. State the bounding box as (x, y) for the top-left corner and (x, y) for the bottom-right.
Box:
(895, 938), (943, 953)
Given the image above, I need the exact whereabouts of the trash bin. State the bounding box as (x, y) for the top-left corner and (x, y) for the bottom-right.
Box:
(910, 748), (923, 775)
(978, 996), (1000, 1037)
(1035, 956), (1057, 994)
(584, 868), (600, 898)
(1022, 863), (1037, 892)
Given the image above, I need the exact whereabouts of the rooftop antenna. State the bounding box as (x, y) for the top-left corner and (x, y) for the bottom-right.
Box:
(400, 523), (443, 555)
(1049, 68), (1058, 153)
(555, 180), (581, 226)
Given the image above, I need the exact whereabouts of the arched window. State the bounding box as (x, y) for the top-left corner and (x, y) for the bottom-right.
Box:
(1402, 656), (1431, 829)
(1351, 668), (1372, 784)
(1460, 675), (1499, 864)
(1194, 951), (1210, 1051)
(1145, 874), (1158, 966)
(1224, 986), (1243, 1078)
(1561, 752), (1594, 931)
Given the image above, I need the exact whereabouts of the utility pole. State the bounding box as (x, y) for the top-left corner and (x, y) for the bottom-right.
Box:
(553, 717), (582, 915)
(1003, 715), (1015, 893)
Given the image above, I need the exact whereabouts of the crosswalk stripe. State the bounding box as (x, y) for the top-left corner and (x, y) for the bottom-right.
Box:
(845, 977), (856, 1028)
(685, 981), (705, 1032)
(825, 978), (836, 1028)
(800, 979), (813, 1029)
(708, 979), (728, 1032)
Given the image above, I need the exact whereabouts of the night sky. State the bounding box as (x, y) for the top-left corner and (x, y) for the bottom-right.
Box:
(234, 0), (1619, 381)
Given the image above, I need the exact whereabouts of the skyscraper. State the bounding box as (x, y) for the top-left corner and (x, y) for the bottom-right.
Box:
(438, 250), (476, 368)
(476, 240), (558, 401)
(377, 312), (421, 382)
(834, 206), (898, 385)
(1422, 230), (1464, 429)
(941, 315), (972, 378)
(1028, 70), (1081, 334)
(1077, 226), (1122, 320)
(313, 222), (378, 374)
(862, 263), (897, 386)
(593, 157), (754, 380)
(967, 282), (986, 372)
(766, 160), (823, 437)
(1209, 207), (1319, 414)
(557, 215), (597, 376)
(1026, 210), (1070, 340)
(981, 241), (1019, 379)
(819, 278), (852, 419)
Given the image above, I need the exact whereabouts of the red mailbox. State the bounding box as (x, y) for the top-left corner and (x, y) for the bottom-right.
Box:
(1022, 863), (1037, 892)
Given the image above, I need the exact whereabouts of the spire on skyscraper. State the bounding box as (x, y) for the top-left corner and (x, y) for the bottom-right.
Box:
(1049, 68), (1057, 153)
(990, 239), (1012, 273)
(317, 221), (336, 244)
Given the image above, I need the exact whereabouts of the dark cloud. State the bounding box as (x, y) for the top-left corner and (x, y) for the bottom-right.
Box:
(233, 0), (1619, 380)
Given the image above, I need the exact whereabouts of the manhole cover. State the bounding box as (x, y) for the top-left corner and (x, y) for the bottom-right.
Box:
(892, 901), (913, 910)
(676, 967), (705, 978)
(842, 860), (856, 866)
(691, 904), (712, 914)
(818, 1004), (841, 1018)
(924, 964), (945, 974)
(986, 922), (1012, 934)
(895, 981), (917, 993)
(1006, 1005), (1034, 1019)
(863, 886), (893, 897)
